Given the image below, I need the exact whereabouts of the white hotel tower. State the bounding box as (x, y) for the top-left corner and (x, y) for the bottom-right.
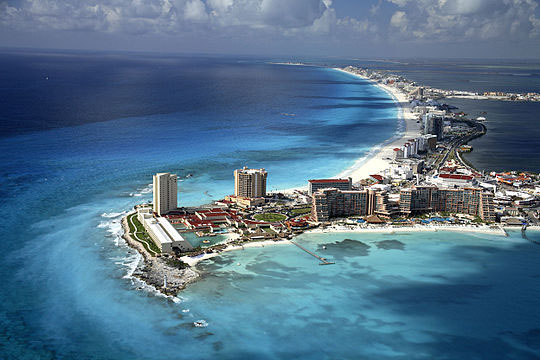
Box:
(153, 173), (178, 216)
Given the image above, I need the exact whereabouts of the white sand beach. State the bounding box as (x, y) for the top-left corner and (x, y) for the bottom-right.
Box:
(274, 67), (420, 195)
(181, 239), (292, 266)
(305, 224), (508, 236)
(333, 68), (422, 182)
(181, 223), (509, 266)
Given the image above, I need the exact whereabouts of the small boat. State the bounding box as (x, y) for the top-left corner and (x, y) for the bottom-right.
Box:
(322, 245), (327, 250)
(202, 240), (210, 244)
(236, 263), (241, 266)
(193, 320), (208, 328)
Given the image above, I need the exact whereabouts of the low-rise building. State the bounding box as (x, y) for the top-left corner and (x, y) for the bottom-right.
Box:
(432, 173), (476, 187)
(224, 195), (265, 208)
(138, 208), (193, 253)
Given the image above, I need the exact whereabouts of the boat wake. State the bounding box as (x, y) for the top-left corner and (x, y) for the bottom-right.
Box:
(194, 320), (208, 328)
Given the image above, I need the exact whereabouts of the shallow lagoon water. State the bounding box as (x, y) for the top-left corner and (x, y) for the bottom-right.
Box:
(183, 230), (540, 359)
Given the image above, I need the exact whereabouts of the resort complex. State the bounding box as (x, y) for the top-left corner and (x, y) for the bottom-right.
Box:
(121, 64), (540, 297)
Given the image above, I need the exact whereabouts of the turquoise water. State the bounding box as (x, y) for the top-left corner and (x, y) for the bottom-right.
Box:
(0, 53), (400, 358)
(182, 232), (229, 248)
(182, 230), (540, 359)
(1, 52), (539, 359)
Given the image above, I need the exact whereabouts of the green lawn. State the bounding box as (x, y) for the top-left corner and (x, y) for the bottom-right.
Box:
(127, 213), (161, 255)
(291, 207), (311, 215)
(253, 212), (287, 222)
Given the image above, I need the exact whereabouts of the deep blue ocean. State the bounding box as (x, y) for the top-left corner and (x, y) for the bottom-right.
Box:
(1, 51), (539, 359)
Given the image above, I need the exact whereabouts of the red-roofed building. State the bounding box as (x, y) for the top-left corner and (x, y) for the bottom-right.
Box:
(224, 195), (265, 209)
(439, 174), (474, 181)
(393, 148), (404, 160)
(165, 208), (245, 232)
(308, 177), (352, 195)
(370, 174), (385, 184)
(433, 173), (476, 187)
(285, 218), (309, 230)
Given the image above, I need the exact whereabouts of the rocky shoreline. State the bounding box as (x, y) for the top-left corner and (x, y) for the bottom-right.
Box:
(121, 215), (199, 296)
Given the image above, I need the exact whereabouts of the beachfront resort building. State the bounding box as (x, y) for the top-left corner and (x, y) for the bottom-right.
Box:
(308, 178), (353, 196)
(393, 135), (437, 161)
(423, 114), (444, 140)
(153, 172), (178, 216)
(311, 188), (390, 222)
(223, 195), (265, 209)
(234, 167), (267, 198)
(137, 207), (193, 253)
(399, 186), (495, 221)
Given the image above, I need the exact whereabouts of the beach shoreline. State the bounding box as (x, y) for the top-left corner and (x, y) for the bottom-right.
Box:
(274, 66), (419, 195)
(178, 223), (514, 267)
(118, 64), (529, 296)
(121, 214), (200, 296)
(275, 66), (420, 196)
(332, 67), (421, 182)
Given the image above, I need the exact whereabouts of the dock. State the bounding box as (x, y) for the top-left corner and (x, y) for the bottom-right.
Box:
(289, 240), (335, 265)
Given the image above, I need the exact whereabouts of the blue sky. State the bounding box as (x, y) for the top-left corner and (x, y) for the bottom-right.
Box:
(1, 0), (539, 58)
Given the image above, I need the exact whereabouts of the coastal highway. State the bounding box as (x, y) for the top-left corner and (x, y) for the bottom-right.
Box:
(436, 119), (486, 172)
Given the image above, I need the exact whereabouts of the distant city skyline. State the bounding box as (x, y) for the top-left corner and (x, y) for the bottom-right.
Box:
(1, 0), (539, 58)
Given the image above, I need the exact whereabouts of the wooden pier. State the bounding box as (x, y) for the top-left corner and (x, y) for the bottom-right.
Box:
(289, 241), (335, 265)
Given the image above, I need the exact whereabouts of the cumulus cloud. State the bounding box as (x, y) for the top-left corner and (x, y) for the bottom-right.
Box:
(0, 0), (374, 39)
(388, 0), (409, 7)
(184, 0), (208, 21)
(206, 0), (233, 13)
(3, 0), (536, 52)
(260, 0), (327, 28)
(390, 10), (407, 32)
(385, 0), (540, 41)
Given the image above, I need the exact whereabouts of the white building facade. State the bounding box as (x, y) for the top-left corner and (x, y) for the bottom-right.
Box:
(153, 172), (178, 216)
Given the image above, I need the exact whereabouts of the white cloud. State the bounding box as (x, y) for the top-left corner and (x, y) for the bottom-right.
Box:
(3, 0), (535, 51)
(0, 0), (375, 39)
(385, 0), (540, 42)
(370, 0), (382, 15)
(388, 0), (409, 7)
(206, 0), (233, 13)
(184, 0), (208, 21)
(390, 10), (407, 32)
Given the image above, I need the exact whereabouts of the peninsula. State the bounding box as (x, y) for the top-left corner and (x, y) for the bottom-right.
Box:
(121, 65), (540, 296)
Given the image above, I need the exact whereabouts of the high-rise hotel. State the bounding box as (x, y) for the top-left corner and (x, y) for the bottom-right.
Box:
(311, 188), (390, 222)
(153, 172), (178, 216)
(234, 167), (267, 198)
(400, 186), (495, 221)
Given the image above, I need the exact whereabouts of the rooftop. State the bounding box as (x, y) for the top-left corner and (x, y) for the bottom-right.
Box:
(309, 179), (351, 183)
(438, 174), (473, 181)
